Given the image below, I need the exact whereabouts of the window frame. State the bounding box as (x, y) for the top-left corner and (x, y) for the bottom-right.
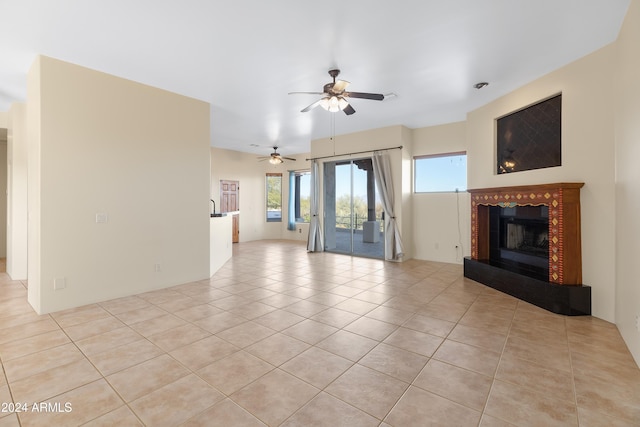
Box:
(414, 151), (467, 193)
(292, 170), (310, 223)
(266, 173), (282, 222)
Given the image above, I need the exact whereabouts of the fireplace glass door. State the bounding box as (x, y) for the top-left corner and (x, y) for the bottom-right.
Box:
(489, 205), (549, 280)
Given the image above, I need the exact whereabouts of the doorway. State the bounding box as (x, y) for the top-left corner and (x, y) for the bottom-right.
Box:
(323, 158), (383, 259)
(220, 180), (240, 243)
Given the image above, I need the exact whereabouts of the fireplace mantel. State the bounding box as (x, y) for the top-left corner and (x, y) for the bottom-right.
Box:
(464, 182), (591, 315)
(468, 182), (584, 284)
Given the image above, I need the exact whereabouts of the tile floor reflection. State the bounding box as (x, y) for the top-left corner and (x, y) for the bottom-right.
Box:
(0, 241), (638, 426)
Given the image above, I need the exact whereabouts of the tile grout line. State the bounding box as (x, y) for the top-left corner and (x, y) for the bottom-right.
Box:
(48, 309), (149, 426)
(1, 242), (631, 425)
(475, 295), (519, 426)
(566, 314), (582, 426)
(380, 278), (486, 425)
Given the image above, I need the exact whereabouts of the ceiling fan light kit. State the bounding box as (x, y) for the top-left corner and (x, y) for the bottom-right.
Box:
(289, 69), (385, 115)
(320, 95), (349, 112)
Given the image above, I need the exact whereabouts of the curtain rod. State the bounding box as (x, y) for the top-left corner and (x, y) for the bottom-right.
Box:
(306, 145), (403, 162)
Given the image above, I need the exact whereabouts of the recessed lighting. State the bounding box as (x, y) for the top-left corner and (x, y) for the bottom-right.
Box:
(474, 82), (489, 89)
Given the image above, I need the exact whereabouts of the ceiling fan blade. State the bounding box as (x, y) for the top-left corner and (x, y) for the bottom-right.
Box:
(332, 79), (350, 93)
(301, 98), (324, 113)
(343, 104), (356, 115)
(345, 91), (385, 101)
(288, 91), (324, 95)
(282, 157), (297, 161)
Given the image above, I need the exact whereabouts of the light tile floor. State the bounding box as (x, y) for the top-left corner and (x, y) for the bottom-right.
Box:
(0, 241), (638, 426)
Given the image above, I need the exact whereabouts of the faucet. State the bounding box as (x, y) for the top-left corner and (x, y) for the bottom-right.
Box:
(210, 199), (216, 214)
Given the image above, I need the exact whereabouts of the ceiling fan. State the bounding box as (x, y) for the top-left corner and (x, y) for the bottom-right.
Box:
(258, 146), (296, 164)
(289, 69), (384, 115)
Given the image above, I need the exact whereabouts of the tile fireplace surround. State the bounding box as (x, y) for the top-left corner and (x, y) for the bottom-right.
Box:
(464, 183), (591, 315)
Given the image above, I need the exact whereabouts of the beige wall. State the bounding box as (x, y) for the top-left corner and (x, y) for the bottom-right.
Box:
(27, 56), (211, 314)
(0, 113), (6, 260)
(466, 45), (617, 322)
(614, 0), (640, 365)
(210, 147), (311, 243)
(27, 58), (42, 312)
(412, 121), (470, 262)
(400, 126), (414, 259)
(6, 103), (28, 280)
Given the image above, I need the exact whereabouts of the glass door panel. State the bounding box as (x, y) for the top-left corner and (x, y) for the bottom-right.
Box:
(323, 158), (383, 259)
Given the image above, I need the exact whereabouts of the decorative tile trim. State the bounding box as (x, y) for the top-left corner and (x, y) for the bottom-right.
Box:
(470, 187), (565, 284)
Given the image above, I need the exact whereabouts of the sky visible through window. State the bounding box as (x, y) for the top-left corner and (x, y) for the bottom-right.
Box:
(299, 173), (310, 197)
(415, 154), (467, 192)
(322, 154), (467, 196)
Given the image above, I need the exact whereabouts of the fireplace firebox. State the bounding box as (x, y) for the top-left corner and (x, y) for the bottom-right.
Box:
(464, 183), (591, 315)
(490, 205), (549, 280)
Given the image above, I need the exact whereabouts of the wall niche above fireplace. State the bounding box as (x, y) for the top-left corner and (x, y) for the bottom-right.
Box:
(464, 183), (591, 315)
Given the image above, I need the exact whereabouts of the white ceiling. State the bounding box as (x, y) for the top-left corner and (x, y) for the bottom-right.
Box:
(0, 0), (630, 157)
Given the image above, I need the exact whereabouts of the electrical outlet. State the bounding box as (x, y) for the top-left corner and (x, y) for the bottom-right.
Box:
(154, 264), (161, 273)
(636, 315), (640, 332)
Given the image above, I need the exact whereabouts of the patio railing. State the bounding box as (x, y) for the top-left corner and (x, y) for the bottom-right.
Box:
(335, 214), (384, 231)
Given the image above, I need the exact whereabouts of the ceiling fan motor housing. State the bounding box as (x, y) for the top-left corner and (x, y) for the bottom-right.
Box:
(291, 68), (383, 115)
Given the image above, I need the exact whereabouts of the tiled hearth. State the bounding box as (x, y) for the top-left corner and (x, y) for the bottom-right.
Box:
(464, 183), (591, 315)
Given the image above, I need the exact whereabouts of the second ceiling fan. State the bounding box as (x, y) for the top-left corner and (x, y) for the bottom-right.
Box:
(289, 69), (384, 115)
(258, 146), (296, 164)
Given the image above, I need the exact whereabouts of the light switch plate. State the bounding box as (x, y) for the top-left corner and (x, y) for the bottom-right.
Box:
(96, 213), (108, 223)
(54, 277), (66, 290)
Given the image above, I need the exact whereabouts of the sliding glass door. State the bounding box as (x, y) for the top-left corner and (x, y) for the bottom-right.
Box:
(323, 158), (384, 258)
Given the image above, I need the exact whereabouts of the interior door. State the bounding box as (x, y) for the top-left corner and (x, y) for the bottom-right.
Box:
(220, 180), (240, 243)
(220, 180), (239, 212)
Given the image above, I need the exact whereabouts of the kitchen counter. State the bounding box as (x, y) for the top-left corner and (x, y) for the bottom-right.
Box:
(210, 214), (232, 276)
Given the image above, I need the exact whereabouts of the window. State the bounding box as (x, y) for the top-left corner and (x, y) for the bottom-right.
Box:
(266, 173), (282, 222)
(414, 152), (467, 193)
(290, 171), (310, 223)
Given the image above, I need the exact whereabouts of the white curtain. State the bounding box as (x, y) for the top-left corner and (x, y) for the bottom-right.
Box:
(287, 172), (296, 231)
(372, 152), (404, 260)
(307, 160), (324, 252)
